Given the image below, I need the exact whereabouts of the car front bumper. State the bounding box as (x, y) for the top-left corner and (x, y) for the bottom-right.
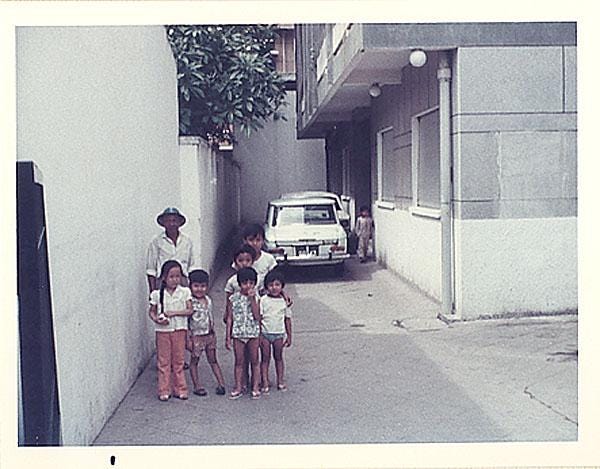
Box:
(272, 252), (350, 266)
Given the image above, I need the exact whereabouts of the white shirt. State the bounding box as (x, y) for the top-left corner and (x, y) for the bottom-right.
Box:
(260, 295), (292, 334)
(146, 231), (196, 278)
(149, 285), (191, 332)
(253, 251), (277, 290)
(224, 273), (240, 294)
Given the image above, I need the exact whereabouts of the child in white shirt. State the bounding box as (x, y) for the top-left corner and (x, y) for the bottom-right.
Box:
(241, 223), (277, 293)
(354, 205), (374, 263)
(148, 260), (192, 401)
(259, 269), (293, 393)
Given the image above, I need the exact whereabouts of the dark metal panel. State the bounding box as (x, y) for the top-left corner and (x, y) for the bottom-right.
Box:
(17, 161), (61, 446)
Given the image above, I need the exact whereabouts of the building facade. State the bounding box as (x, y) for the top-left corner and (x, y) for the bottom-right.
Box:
(233, 25), (327, 225)
(295, 23), (577, 320)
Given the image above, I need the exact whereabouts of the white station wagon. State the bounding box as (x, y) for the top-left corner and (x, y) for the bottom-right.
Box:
(264, 196), (350, 267)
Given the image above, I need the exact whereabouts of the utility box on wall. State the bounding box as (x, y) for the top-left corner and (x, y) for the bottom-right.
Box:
(17, 161), (61, 445)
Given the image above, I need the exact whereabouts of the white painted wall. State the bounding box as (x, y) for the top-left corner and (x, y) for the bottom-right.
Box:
(17, 26), (179, 444)
(233, 91), (326, 224)
(373, 207), (441, 299)
(454, 217), (577, 318)
(179, 137), (240, 280)
(369, 60), (442, 301)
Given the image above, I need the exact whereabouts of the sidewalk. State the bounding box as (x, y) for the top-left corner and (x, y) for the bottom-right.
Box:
(93, 257), (577, 445)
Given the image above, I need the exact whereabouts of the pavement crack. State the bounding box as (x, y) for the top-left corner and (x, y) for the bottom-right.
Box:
(523, 385), (578, 426)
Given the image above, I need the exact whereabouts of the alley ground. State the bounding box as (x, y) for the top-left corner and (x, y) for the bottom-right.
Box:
(93, 258), (577, 445)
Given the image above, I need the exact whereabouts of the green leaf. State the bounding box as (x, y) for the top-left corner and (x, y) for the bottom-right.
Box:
(167, 24), (287, 137)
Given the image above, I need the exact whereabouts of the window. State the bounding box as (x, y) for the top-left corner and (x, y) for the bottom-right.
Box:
(411, 107), (440, 215)
(376, 127), (396, 207)
(273, 27), (295, 74)
(273, 204), (336, 226)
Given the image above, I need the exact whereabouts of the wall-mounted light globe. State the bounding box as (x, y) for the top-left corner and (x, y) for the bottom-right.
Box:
(369, 83), (382, 98)
(409, 49), (427, 67)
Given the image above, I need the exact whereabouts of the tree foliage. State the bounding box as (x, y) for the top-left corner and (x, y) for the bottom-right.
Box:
(166, 24), (288, 142)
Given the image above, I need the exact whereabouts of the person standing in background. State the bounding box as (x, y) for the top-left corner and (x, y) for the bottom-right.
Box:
(354, 205), (374, 263)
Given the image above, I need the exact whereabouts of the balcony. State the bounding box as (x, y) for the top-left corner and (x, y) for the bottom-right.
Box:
(296, 22), (576, 139)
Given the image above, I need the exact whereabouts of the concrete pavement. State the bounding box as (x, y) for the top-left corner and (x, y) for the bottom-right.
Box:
(93, 257), (577, 445)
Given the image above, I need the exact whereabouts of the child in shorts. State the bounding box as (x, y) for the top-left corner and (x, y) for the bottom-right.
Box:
(259, 269), (292, 393)
(187, 269), (226, 396)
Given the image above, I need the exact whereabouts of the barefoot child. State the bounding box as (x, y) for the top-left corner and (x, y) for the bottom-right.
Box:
(225, 267), (262, 400)
(187, 269), (226, 396)
(259, 269), (293, 393)
(148, 260), (193, 401)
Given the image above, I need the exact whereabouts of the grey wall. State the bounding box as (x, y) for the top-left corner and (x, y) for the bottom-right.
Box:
(370, 52), (441, 209)
(452, 46), (577, 220)
(17, 26), (179, 444)
(233, 90), (327, 225)
(326, 118), (371, 217)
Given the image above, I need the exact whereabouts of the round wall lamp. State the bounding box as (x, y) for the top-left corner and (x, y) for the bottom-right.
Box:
(368, 83), (382, 98)
(409, 49), (427, 67)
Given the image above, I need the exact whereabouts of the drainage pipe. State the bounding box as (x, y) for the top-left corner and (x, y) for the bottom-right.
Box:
(437, 52), (454, 318)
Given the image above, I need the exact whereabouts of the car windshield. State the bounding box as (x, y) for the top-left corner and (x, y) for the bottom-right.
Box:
(285, 193), (342, 211)
(273, 204), (336, 226)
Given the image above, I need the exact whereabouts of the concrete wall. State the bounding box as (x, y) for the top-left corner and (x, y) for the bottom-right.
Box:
(179, 137), (240, 279)
(367, 45), (576, 318)
(233, 91), (326, 225)
(452, 46), (577, 318)
(370, 54), (442, 296)
(326, 118), (372, 218)
(17, 26), (179, 444)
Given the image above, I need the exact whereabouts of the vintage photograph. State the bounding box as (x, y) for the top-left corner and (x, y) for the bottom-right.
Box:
(4, 2), (596, 468)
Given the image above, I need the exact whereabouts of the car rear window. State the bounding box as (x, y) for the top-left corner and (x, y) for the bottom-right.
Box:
(273, 204), (336, 226)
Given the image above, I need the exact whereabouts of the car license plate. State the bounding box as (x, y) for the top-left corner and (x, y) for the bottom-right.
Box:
(296, 245), (318, 257)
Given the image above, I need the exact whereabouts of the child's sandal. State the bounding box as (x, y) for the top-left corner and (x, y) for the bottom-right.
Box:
(193, 388), (208, 397)
(229, 390), (243, 400)
(158, 394), (170, 402)
(251, 390), (261, 400)
(277, 384), (288, 392)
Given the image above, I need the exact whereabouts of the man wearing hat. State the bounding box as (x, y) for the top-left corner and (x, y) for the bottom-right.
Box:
(146, 207), (197, 293)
